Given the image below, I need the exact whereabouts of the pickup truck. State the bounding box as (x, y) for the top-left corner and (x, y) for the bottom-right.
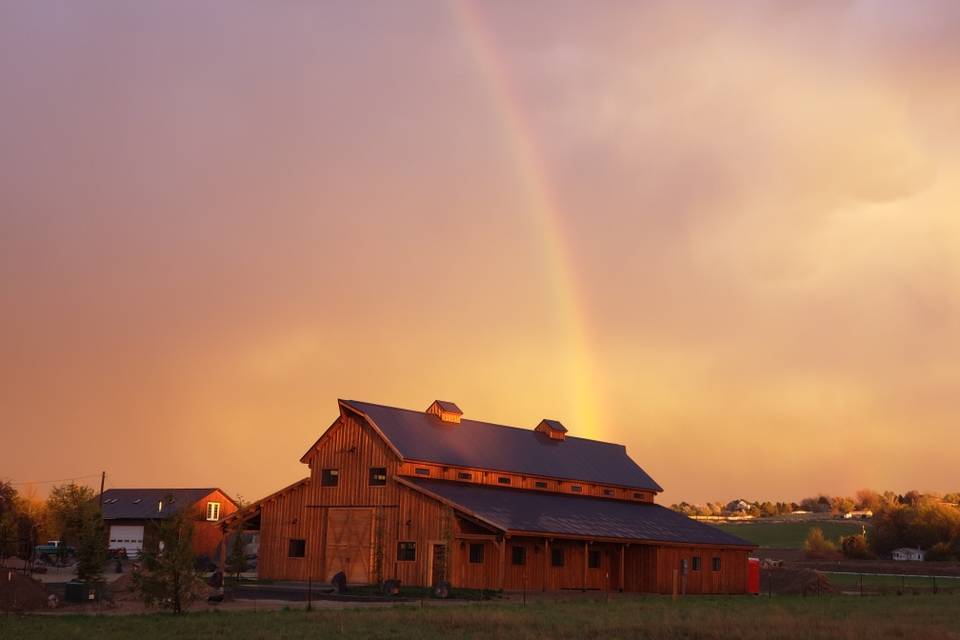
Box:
(34, 540), (75, 561)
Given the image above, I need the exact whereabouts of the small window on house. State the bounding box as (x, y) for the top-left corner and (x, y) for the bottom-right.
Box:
(205, 502), (221, 521)
(692, 556), (702, 571)
(570, 485), (582, 493)
(534, 481), (548, 489)
(588, 549), (601, 569)
(414, 467), (431, 476)
(288, 539), (306, 558)
(369, 467), (387, 486)
(551, 548), (564, 567)
(511, 546), (526, 566)
(457, 471), (472, 481)
(633, 493), (644, 500)
(157, 501), (163, 512)
(469, 543), (484, 564)
(712, 557), (722, 572)
(497, 476), (511, 485)
(603, 489), (614, 497)
(397, 541), (416, 562)
(321, 469), (339, 487)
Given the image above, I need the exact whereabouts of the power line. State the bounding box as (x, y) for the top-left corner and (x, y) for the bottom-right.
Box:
(5, 473), (103, 487)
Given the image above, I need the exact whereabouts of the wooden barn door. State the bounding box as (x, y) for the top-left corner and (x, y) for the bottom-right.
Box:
(325, 508), (373, 584)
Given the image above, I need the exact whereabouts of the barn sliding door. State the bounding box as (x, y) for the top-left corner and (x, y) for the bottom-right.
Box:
(325, 508), (373, 584)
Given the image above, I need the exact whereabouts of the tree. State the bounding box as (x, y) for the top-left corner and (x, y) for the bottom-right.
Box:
(133, 510), (202, 613)
(46, 483), (96, 545)
(74, 509), (108, 583)
(804, 527), (838, 559)
(855, 489), (882, 512)
(225, 530), (248, 580)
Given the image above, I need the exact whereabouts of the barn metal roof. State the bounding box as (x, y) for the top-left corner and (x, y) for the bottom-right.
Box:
(343, 400), (663, 492)
(404, 479), (752, 547)
(100, 488), (225, 520)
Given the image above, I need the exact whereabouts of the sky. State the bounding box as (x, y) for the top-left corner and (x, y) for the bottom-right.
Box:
(1, 1), (959, 505)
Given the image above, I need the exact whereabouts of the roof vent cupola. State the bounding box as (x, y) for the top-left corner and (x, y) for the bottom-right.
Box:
(426, 400), (463, 424)
(535, 419), (567, 441)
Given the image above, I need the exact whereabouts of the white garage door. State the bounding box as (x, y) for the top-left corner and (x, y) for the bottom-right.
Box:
(109, 525), (144, 557)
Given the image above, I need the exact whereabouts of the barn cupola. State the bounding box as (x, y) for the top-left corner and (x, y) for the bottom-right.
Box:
(426, 400), (463, 424)
(535, 419), (567, 441)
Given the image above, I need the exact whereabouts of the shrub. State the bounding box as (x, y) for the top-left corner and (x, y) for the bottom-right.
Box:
(804, 527), (838, 559)
(841, 534), (872, 559)
(926, 542), (957, 562)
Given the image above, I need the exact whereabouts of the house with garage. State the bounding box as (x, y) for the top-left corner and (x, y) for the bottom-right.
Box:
(223, 399), (754, 593)
(100, 488), (237, 560)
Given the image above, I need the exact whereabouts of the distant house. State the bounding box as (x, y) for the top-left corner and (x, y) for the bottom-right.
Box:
(892, 547), (925, 562)
(100, 488), (237, 560)
(843, 510), (873, 520)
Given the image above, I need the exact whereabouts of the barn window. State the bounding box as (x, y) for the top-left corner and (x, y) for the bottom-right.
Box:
(205, 502), (221, 521)
(497, 476), (511, 485)
(551, 548), (564, 567)
(511, 546), (526, 566)
(369, 467), (387, 486)
(712, 557), (722, 572)
(588, 550), (601, 569)
(534, 481), (548, 489)
(469, 543), (484, 564)
(692, 556), (702, 571)
(397, 542), (416, 562)
(633, 493), (644, 500)
(457, 472), (472, 481)
(570, 485), (582, 493)
(414, 467), (431, 476)
(288, 539), (306, 558)
(321, 469), (339, 487)
(603, 489), (614, 497)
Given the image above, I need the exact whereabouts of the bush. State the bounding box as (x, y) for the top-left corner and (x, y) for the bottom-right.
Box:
(804, 527), (838, 559)
(841, 534), (872, 559)
(926, 542), (957, 562)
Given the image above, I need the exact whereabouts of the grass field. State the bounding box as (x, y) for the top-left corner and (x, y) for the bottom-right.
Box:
(4, 596), (960, 640)
(716, 520), (867, 548)
(826, 572), (960, 591)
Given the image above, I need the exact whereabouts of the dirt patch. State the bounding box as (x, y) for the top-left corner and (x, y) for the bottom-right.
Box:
(760, 568), (837, 596)
(0, 570), (56, 611)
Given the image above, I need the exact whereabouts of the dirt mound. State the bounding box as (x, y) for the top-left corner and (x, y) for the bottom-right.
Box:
(110, 571), (141, 602)
(0, 570), (56, 611)
(760, 568), (837, 596)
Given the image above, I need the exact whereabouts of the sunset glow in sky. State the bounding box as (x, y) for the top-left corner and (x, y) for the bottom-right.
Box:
(2, 1), (959, 504)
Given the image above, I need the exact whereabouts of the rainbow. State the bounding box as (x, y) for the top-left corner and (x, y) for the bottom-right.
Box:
(452, 1), (607, 439)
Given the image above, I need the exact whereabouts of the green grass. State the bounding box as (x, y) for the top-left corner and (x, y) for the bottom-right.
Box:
(825, 572), (960, 590)
(716, 520), (867, 548)
(4, 596), (960, 639)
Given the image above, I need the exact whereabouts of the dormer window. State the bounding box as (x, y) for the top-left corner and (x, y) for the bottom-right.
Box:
(206, 502), (221, 521)
(535, 419), (567, 441)
(425, 400), (463, 424)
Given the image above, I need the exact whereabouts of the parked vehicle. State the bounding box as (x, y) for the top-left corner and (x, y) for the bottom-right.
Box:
(34, 540), (75, 564)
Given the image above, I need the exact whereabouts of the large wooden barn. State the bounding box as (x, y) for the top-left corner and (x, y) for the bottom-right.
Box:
(226, 399), (753, 594)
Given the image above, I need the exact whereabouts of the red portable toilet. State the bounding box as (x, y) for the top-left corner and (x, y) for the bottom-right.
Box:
(747, 557), (760, 595)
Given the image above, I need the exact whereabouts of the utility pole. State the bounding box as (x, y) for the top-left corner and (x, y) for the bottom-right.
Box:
(99, 471), (106, 508)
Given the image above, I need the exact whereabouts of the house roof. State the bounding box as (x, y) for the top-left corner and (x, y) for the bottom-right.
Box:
(342, 400), (662, 492)
(402, 478), (752, 547)
(431, 400), (462, 415)
(100, 488), (228, 520)
(538, 419), (568, 433)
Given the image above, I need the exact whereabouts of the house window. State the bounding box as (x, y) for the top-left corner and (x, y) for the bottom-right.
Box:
(321, 469), (339, 487)
(205, 502), (221, 521)
(534, 481), (548, 489)
(692, 556), (701, 571)
(712, 557), (722, 572)
(288, 539), (306, 558)
(633, 493), (644, 500)
(397, 542), (416, 562)
(603, 489), (614, 497)
(588, 549), (601, 569)
(369, 467), (387, 486)
(497, 477), (511, 485)
(457, 471), (472, 481)
(414, 467), (431, 476)
(551, 548), (564, 567)
(469, 543), (484, 564)
(570, 485), (582, 493)
(511, 546), (526, 566)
